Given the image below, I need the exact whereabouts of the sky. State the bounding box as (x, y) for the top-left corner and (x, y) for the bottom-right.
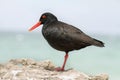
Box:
(0, 0), (120, 35)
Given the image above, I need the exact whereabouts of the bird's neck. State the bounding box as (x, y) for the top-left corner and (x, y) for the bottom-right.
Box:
(44, 18), (58, 25)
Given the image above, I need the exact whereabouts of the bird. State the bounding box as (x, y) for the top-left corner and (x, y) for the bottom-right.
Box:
(29, 12), (104, 71)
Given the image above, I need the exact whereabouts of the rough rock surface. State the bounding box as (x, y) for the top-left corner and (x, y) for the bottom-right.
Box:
(0, 59), (109, 80)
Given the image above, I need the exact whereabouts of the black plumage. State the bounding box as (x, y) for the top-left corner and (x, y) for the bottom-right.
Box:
(29, 12), (104, 71)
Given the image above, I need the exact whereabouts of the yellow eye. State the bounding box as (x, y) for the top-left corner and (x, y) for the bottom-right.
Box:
(42, 15), (47, 19)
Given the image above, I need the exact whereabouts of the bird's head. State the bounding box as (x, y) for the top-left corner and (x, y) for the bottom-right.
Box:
(29, 12), (58, 31)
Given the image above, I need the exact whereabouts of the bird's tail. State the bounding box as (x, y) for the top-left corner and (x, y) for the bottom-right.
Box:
(93, 39), (104, 47)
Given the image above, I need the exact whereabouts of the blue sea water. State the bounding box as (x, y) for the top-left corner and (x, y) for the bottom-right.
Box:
(0, 32), (120, 80)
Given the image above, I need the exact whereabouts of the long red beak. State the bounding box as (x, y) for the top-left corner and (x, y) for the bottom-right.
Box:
(29, 21), (42, 31)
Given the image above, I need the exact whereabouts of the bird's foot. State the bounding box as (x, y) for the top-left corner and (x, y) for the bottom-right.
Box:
(54, 67), (64, 71)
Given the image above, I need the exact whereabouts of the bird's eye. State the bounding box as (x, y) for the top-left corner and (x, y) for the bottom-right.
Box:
(42, 15), (47, 19)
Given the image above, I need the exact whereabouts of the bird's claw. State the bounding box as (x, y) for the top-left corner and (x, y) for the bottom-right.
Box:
(54, 67), (64, 71)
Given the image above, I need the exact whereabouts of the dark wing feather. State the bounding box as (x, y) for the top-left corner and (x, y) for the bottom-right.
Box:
(58, 22), (94, 43)
(56, 21), (104, 47)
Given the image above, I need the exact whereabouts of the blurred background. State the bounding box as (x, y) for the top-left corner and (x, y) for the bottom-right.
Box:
(0, 0), (120, 80)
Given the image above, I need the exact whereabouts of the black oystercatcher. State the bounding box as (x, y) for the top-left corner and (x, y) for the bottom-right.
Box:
(29, 12), (104, 71)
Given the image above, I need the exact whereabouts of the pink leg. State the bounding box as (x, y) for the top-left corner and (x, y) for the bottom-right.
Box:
(55, 52), (69, 71)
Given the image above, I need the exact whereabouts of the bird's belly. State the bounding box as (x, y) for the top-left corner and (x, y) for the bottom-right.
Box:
(42, 29), (70, 51)
(45, 37), (90, 52)
(47, 39), (74, 51)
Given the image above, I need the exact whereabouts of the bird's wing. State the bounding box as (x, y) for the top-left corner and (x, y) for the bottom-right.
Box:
(56, 21), (94, 44)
